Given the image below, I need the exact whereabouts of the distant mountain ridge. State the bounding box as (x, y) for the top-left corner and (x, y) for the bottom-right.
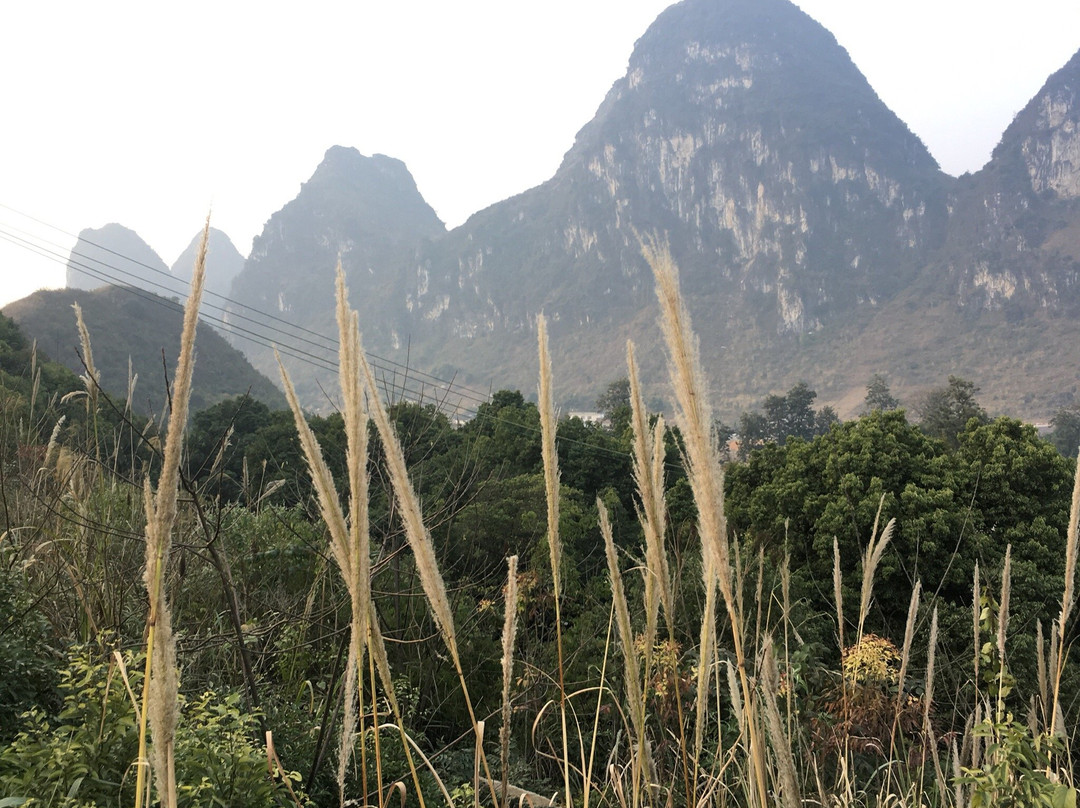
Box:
(64, 0), (1080, 421)
(3, 286), (285, 417)
(66, 224), (173, 295)
(171, 228), (246, 301)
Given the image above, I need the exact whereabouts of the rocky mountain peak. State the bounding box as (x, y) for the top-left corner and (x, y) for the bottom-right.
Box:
(66, 223), (171, 294)
(171, 227), (245, 299)
(994, 48), (1080, 199)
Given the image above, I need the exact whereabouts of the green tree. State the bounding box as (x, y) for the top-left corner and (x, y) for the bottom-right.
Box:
(863, 373), (899, 413)
(1050, 404), (1080, 458)
(596, 377), (632, 433)
(917, 375), (987, 448)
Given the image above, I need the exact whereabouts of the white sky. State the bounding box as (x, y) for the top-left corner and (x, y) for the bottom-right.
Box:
(1, 0), (1078, 309)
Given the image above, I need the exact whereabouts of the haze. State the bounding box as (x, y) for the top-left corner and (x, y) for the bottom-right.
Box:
(1, 0), (1077, 307)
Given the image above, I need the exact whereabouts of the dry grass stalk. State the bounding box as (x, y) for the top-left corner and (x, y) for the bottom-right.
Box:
(72, 302), (100, 408)
(334, 266), (373, 804)
(537, 315), (563, 593)
(856, 504), (894, 643)
(896, 580), (921, 705)
(535, 314), (573, 808)
(135, 217), (209, 808)
(972, 562), (981, 692)
(1037, 620), (1048, 726)
(642, 237), (767, 807)
(761, 636), (800, 808)
(1051, 452), (1080, 734)
(693, 554), (718, 769)
(998, 546), (1012, 666)
(501, 555), (520, 808)
(627, 340), (672, 649)
(924, 607), (939, 734)
(833, 537), (844, 652)
(357, 339), (499, 806)
(599, 500), (646, 805)
(358, 347), (459, 670)
(278, 264), (376, 805)
(367, 601), (431, 807)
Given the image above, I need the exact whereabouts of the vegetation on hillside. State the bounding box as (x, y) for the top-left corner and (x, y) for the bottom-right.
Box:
(1, 244), (1079, 808)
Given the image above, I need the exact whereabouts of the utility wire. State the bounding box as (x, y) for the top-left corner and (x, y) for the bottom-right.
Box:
(0, 205), (669, 470)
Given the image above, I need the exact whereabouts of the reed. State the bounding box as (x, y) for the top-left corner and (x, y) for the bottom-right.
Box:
(599, 499), (646, 807)
(641, 236), (768, 808)
(1051, 452), (1080, 735)
(535, 314), (573, 808)
(134, 217), (208, 808)
(500, 555), (519, 808)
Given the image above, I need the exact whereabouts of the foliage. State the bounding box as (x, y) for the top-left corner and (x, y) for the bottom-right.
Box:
(595, 377), (631, 433)
(737, 380), (836, 457)
(0, 647), (301, 807)
(1050, 404), (1080, 458)
(917, 375), (988, 448)
(863, 373), (899, 413)
(958, 717), (1078, 808)
(0, 548), (60, 741)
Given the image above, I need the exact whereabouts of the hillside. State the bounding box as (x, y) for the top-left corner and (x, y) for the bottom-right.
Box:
(209, 0), (1080, 420)
(3, 285), (286, 417)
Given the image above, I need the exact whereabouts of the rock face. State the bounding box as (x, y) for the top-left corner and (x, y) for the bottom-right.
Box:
(66, 224), (173, 295)
(225, 147), (445, 402)
(224, 0), (1080, 420)
(171, 228), (246, 300)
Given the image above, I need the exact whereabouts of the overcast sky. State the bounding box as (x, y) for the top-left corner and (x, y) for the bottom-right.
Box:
(1, 0), (1078, 309)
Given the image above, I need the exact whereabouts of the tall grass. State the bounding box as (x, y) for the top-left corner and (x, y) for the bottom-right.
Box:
(7, 235), (1080, 808)
(266, 243), (1080, 807)
(135, 218), (209, 808)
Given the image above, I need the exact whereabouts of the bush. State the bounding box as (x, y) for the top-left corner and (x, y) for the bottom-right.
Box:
(0, 647), (302, 807)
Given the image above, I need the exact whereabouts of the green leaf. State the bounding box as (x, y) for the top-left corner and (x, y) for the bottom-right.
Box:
(66, 776), (84, 799)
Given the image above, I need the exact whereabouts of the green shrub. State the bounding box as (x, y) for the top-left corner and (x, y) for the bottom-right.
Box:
(0, 647), (302, 807)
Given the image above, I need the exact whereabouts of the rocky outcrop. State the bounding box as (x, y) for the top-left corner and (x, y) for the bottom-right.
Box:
(221, 2), (1080, 421)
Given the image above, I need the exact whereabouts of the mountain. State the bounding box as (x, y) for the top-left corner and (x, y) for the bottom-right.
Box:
(3, 285), (286, 417)
(225, 147), (446, 402)
(224, 0), (1080, 422)
(66, 224), (174, 295)
(172, 228), (246, 300)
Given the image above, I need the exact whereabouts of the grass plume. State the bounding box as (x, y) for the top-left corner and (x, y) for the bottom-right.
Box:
(135, 217), (209, 808)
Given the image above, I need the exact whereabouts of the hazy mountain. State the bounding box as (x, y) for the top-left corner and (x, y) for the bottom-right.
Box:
(66, 223), (174, 295)
(225, 146), (446, 403)
(3, 285), (285, 417)
(171, 227), (246, 300)
(223, 0), (1080, 422)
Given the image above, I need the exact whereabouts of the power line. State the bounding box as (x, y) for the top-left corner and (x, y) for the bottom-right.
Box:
(0, 205), (664, 470)
(0, 202), (497, 404)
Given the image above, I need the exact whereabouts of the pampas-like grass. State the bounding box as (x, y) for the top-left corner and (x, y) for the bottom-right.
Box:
(135, 217), (209, 808)
(358, 347), (459, 671)
(973, 562), (981, 694)
(627, 340), (672, 648)
(833, 537), (844, 657)
(599, 500), (646, 798)
(72, 302), (100, 408)
(278, 264), (376, 806)
(501, 555), (519, 808)
(924, 607), (939, 734)
(997, 546), (1012, 672)
(856, 504), (894, 644)
(761, 636), (800, 808)
(641, 237), (769, 808)
(1051, 453), (1080, 734)
(534, 314), (573, 808)
(537, 315), (563, 594)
